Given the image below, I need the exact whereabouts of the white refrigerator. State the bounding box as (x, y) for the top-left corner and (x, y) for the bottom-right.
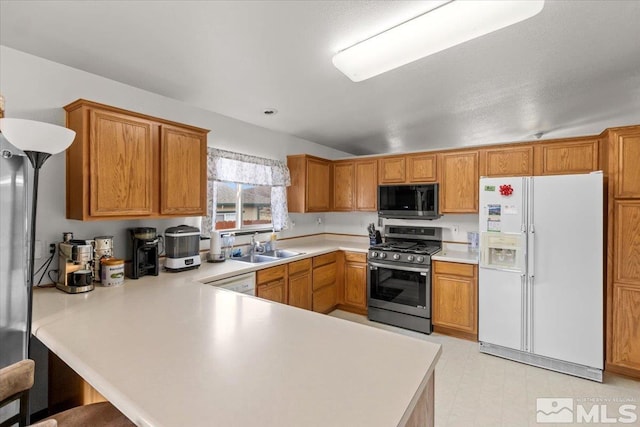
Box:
(478, 172), (603, 382)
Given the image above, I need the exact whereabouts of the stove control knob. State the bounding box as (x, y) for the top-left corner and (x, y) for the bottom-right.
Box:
(407, 255), (415, 262)
(370, 252), (378, 258)
(393, 254), (401, 260)
(379, 253), (387, 259)
(416, 256), (425, 263)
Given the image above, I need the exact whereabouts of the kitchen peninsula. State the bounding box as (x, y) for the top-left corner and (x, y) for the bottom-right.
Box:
(32, 239), (441, 427)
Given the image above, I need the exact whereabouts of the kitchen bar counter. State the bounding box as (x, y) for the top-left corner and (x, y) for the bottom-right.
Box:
(32, 236), (441, 427)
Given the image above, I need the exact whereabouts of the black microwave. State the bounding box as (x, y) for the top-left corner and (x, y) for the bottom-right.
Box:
(378, 184), (440, 219)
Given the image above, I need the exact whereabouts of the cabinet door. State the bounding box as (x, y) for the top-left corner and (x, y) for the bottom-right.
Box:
(614, 200), (640, 285)
(257, 279), (287, 304)
(611, 128), (640, 198)
(160, 125), (207, 215)
(480, 145), (533, 177)
(306, 158), (331, 211)
(89, 110), (154, 216)
(312, 283), (337, 313)
(439, 151), (479, 213)
(355, 160), (377, 211)
(379, 157), (406, 183)
(407, 154), (437, 182)
(533, 137), (599, 176)
(313, 262), (337, 291)
(432, 273), (477, 334)
(288, 273), (312, 310)
(344, 262), (367, 309)
(611, 283), (640, 371)
(333, 161), (354, 211)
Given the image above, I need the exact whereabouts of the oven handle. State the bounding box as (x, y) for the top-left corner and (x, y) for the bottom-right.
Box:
(368, 261), (430, 274)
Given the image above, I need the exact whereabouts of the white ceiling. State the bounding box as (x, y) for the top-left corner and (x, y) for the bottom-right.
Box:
(1, 1), (639, 155)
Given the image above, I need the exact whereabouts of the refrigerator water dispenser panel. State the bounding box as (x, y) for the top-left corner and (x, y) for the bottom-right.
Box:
(480, 232), (525, 272)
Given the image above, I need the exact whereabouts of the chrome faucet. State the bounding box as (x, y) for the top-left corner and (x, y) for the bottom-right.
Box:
(250, 233), (264, 255)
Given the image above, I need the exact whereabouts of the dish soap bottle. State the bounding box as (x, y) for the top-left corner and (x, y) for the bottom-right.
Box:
(270, 230), (277, 251)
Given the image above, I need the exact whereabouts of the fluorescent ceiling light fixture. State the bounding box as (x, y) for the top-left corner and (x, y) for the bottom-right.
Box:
(332, 0), (545, 82)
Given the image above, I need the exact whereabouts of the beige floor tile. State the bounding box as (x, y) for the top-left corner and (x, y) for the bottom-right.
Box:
(329, 310), (640, 427)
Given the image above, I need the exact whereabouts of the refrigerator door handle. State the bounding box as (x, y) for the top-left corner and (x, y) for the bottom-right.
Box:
(529, 276), (535, 353)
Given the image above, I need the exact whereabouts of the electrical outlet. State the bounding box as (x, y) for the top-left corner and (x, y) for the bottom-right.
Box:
(316, 217), (323, 225)
(452, 225), (459, 234)
(49, 243), (56, 254)
(34, 240), (43, 259)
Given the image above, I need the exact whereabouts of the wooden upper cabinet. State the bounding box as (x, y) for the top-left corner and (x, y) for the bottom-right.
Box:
(439, 150), (479, 213)
(160, 126), (207, 215)
(609, 126), (640, 198)
(287, 155), (331, 213)
(89, 110), (154, 217)
(333, 161), (354, 211)
(355, 159), (377, 211)
(533, 137), (600, 176)
(407, 154), (437, 183)
(379, 156), (406, 183)
(479, 145), (533, 177)
(64, 99), (209, 220)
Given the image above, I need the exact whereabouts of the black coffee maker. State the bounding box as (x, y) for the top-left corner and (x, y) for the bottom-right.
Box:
(127, 227), (160, 279)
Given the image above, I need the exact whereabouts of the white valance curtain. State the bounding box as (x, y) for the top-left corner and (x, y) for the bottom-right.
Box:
(203, 148), (291, 233)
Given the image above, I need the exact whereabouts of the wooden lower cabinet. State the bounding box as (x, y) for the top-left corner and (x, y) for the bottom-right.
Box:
(257, 265), (287, 304)
(341, 252), (367, 314)
(312, 252), (338, 313)
(288, 259), (312, 310)
(432, 261), (478, 341)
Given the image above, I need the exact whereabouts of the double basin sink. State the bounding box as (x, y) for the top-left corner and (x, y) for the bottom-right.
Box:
(232, 249), (304, 264)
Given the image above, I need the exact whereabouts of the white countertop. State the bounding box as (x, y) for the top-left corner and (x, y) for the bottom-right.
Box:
(32, 236), (441, 427)
(431, 249), (479, 265)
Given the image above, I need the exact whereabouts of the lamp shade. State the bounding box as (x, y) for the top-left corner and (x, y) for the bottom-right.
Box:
(0, 118), (76, 154)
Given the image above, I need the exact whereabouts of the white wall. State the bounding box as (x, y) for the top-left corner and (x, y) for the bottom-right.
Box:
(322, 212), (479, 243)
(0, 46), (351, 279)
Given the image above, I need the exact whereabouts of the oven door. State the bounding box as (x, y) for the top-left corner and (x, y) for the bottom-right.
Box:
(367, 261), (430, 318)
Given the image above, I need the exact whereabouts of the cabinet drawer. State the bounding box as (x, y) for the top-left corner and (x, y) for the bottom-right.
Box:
(313, 284), (337, 313)
(288, 258), (311, 276)
(344, 252), (366, 263)
(313, 252), (337, 268)
(433, 261), (475, 278)
(313, 263), (336, 291)
(257, 264), (286, 284)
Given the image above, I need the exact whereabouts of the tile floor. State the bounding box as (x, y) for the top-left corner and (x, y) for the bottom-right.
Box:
(329, 310), (640, 427)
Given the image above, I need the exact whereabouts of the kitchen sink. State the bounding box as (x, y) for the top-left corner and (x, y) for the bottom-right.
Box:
(261, 249), (304, 259)
(232, 254), (278, 264)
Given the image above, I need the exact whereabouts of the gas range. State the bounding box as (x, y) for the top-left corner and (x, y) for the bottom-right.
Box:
(367, 225), (442, 266)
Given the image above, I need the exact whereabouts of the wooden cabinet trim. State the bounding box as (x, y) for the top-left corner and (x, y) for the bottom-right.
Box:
(344, 252), (366, 263)
(379, 156), (406, 184)
(313, 252), (337, 268)
(288, 258), (311, 276)
(407, 154), (437, 183)
(257, 264), (287, 284)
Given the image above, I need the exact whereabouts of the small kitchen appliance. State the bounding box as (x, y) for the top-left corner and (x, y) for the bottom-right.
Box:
(92, 235), (114, 283)
(57, 238), (95, 293)
(165, 225), (201, 272)
(367, 225), (442, 334)
(127, 227), (160, 279)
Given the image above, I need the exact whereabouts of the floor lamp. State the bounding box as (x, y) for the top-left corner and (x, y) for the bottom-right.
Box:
(0, 118), (76, 359)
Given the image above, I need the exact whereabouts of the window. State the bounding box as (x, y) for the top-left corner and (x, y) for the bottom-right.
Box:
(203, 148), (290, 234)
(214, 182), (272, 231)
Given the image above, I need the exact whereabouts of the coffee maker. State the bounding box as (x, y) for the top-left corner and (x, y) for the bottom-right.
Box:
(127, 227), (160, 279)
(57, 235), (95, 294)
